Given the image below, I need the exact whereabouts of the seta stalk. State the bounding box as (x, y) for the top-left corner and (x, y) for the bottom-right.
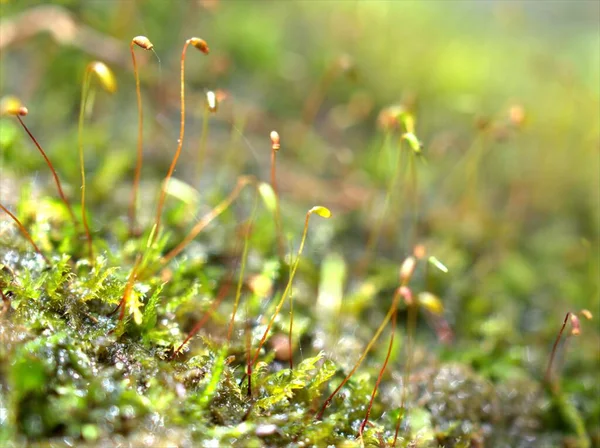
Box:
(227, 191), (259, 342)
(160, 175), (252, 265)
(152, 37), (209, 245)
(269, 130), (285, 260)
(250, 206), (331, 371)
(0, 203), (49, 264)
(128, 35), (156, 235)
(78, 61), (117, 264)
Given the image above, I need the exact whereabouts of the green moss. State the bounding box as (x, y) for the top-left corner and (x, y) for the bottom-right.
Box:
(1, 1), (598, 446)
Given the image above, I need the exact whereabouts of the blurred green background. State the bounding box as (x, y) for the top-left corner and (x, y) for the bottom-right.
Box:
(0, 0), (599, 444)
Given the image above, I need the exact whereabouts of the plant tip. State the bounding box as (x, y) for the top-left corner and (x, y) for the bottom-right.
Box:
(206, 90), (218, 113)
(418, 292), (444, 315)
(270, 130), (280, 151)
(399, 256), (416, 284)
(570, 314), (581, 335)
(309, 206), (331, 218)
(88, 61), (117, 93)
(188, 37), (210, 54)
(581, 309), (593, 320)
(132, 35), (154, 50)
(402, 132), (422, 154)
(0, 96), (28, 116)
(413, 244), (426, 259)
(399, 285), (413, 305)
(509, 104), (525, 127)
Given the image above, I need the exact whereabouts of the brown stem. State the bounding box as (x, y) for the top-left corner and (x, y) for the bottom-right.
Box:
(16, 116), (78, 230)
(544, 312), (572, 385)
(0, 203), (49, 264)
(246, 317), (253, 397)
(160, 176), (252, 265)
(316, 288), (401, 420)
(152, 38), (208, 245)
(128, 40), (144, 235)
(270, 147), (285, 260)
(359, 301), (397, 438)
(226, 193), (259, 342)
(297, 60), (342, 150)
(393, 299), (418, 445)
(171, 272), (235, 360)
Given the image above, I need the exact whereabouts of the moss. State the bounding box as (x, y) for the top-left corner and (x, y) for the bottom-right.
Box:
(1, 2), (598, 446)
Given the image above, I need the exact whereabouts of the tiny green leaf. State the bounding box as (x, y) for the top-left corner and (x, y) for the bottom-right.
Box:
(258, 182), (277, 214)
(402, 132), (422, 154)
(89, 62), (117, 94)
(428, 256), (449, 273)
(141, 283), (165, 332)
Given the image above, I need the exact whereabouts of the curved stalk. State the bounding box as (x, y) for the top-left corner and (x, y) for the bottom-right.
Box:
(315, 287), (401, 421)
(359, 303), (397, 438)
(128, 36), (155, 235)
(269, 130), (285, 259)
(227, 192), (259, 342)
(152, 37), (209, 245)
(250, 206), (331, 370)
(0, 203), (49, 264)
(160, 176), (252, 265)
(78, 61), (117, 263)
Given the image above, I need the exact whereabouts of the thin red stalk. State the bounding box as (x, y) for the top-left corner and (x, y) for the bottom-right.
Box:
(544, 312), (572, 384)
(160, 177), (252, 265)
(15, 116), (78, 229)
(316, 288), (401, 421)
(358, 136), (404, 276)
(129, 40), (144, 235)
(0, 203), (49, 264)
(171, 272), (235, 360)
(393, 300), (418, 446)
(288, 281), (294, 370)
(297, 60), (341, 150)
(246, 317), (253, 397)
(359, 302), (397, 438)
(227, 193), (259, 342)
(270, 146), (285, 260)
(152, 38), (208, 245)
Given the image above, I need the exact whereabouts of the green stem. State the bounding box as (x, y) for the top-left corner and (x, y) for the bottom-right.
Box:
(251, 211), (313, 369)
(227, 191), (259, 341)
(197, 105), (210, 178)
(78, 72), (94, 263)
